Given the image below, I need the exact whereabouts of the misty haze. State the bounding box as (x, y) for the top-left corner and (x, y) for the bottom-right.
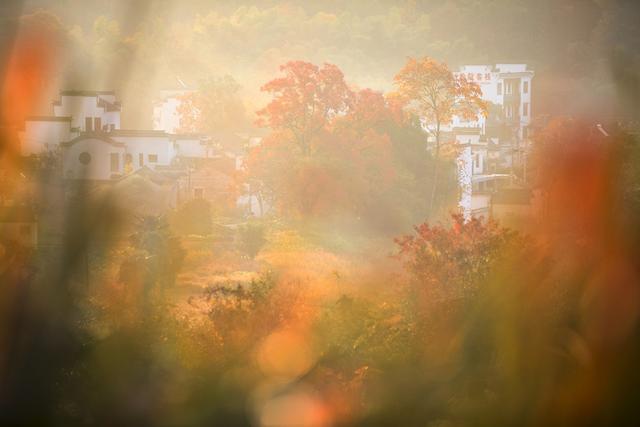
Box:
(1, 1), (640, 426)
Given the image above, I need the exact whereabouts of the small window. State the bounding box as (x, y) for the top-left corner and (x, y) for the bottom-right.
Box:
(523, 81), (529, 94)
(139, 153), (144, 167)
(85, 117), (93, 132)
(148, 154), (158, 163)
(194, 188), (204, 198)
(523, 102), (529, 116)
(505, 105), (513, 118)
(497, 82), (502, 96)
(110, 153), (120, 172)
(94, 117), (102, 131)
(79, 152), (91, 165)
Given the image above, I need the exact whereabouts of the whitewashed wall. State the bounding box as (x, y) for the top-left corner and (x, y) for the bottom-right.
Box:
(62, 137), (125, 180)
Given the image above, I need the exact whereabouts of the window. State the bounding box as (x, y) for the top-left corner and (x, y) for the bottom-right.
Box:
(139, 153), (144, 166)
(505, 105), (513, 118)
(148, 154), (158, 163)
(194, 188), (204, 198)
(506, 82), (513, 95)
(497, 82), (502, 95)
(94, 117), (102, 131)
(85, 117), (93, 132)
(523, 102), (529, 116)
(110, 153), (120, 172)
(523, 81), (529, 94)
(79, 152), (91, 165)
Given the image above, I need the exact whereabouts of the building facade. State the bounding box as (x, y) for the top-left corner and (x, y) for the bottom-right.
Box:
(452, 64), (534, 220)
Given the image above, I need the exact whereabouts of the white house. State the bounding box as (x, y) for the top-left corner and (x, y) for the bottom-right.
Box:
(20, 90), (122, 155)
(455, 128), (511, 220)
(61, 134), (126, 181)
(53, 90), (121, 132)
(451, 64), (534, 220)
(172, 134), (217, 159)
(108, 130), (175, 170)
(62, 130), (182, 181)
(452, 64), (534, 141)
(18, 89), (225, 181)
(152, 88), (194, 134)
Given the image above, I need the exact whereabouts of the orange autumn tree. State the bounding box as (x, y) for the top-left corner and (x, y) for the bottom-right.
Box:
(250, 62), (398, 218)
(394, 57), (487, 213)
(256, 61), (354, 156)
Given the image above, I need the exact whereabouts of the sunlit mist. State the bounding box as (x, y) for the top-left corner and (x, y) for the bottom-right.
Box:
(1, 1), (640, 426)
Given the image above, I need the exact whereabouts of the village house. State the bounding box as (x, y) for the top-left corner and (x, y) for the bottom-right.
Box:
(20, 90), (122, 156)
(16, 89), (257, 219)
(452, 63), (534, 219)
(451, 63), (534, 141)
(18, 90), (221, 182)
(152, 79), (194, 134)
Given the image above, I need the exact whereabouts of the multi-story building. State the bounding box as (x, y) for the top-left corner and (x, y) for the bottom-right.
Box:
(17, 89), (248, 216)
(19, 90), (215, 182)
(152, 85), (194, 134)
(452, 64), (534, 219)
(452, 63), (534, 141)
(20, 90), (122, 155)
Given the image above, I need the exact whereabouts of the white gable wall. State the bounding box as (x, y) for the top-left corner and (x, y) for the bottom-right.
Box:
(112, 135), (174, 169)
(173, 138), (211, 158)
(63, 138), (125, 180)
(54, 95), (120, 131)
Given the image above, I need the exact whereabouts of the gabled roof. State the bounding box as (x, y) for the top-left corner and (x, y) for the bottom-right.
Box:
(60, 133), (125, 148)
(60, 90), (115, 96)
(109, 130), (168, 138)
(53, 90), (122, 111)
(97, 97), (121, 112)
(116, 165), (185, 185)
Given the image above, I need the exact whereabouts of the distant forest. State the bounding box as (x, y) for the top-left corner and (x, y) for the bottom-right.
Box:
(1, 0), (639, 127)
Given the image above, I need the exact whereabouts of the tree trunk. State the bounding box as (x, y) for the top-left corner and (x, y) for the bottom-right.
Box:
(429, 129), (441, 215)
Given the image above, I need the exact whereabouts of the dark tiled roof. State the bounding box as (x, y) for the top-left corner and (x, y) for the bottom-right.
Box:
(60, 90), (115, 96)
(109, 130), (168, 137)
(117, 166), (185, 184)
(0, 205), (36, 222)
(97, 97), (121, 112)
(60, 133), (125, 148)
